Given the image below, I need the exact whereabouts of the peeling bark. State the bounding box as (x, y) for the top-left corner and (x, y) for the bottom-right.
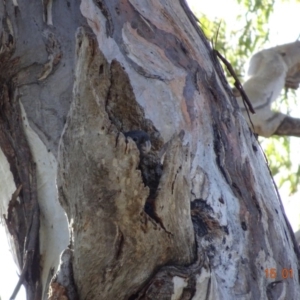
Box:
(0, 1), (299, 300)
(57, 29), (195, 299)
(0, 85), (40, 298)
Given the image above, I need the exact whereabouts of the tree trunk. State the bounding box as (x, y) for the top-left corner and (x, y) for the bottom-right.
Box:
(0, 1), (299, 299)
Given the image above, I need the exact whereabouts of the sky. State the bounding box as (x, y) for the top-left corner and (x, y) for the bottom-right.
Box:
(188, 0), (300, 46)
(1, 1), (300, 299)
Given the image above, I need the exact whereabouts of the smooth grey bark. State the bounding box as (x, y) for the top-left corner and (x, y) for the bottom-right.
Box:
(0, 1), (299, 300)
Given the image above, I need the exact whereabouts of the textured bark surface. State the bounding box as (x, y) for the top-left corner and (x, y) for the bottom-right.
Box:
(57, 30), (195, 299)
(0, 85), (40, 299)
(0, 1), (299, 300)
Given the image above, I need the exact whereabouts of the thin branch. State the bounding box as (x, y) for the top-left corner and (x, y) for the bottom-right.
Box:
(275, 115), (300, 137)
(214, 49), (255, 114)
(10, 251), (33, 300)
(214, 21), (222, 49)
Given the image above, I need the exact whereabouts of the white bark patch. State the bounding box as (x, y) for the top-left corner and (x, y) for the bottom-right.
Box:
(191, 166), (210, 200)
(0, 149), (18, 270)
(80, 0), (123, 63)
(171, 276), (188, 300)
(122, 22), (186, 80)
(44, 0), (53, 25)
(0, 149), (16, 218)
(20, 103), (69, 294)
(193, 268), (219, 300)
(12, 0), (18, 7)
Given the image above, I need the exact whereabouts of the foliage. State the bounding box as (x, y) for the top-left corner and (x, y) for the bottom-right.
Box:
(262, 136), (300, 195)
(196, 0), (300, 194)
(198, 0), (274, 81)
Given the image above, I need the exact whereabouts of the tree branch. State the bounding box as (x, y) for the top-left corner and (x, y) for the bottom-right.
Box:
(274, 116), (300, 137)
(9, 251), (33, 300)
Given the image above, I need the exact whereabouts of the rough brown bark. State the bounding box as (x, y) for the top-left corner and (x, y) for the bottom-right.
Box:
(0, 1), (299, 300)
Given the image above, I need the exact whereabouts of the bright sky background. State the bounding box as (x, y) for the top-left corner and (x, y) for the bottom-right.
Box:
(188, 0), (300, 46)
(1, 1), (300, 299)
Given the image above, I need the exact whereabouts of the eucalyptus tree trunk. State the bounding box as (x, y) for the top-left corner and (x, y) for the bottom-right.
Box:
(0, 1), (299, 300)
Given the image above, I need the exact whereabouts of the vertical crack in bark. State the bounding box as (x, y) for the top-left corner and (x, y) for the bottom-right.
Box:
(0, 84), (40, 300)
(212, 124), (232, 185)
(48, 249), (79, 300)
(93, 0), (114, 37)
(103, 58), (168, 228)
(140, 152), (168, 233)
(171, 165), (182, 195)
